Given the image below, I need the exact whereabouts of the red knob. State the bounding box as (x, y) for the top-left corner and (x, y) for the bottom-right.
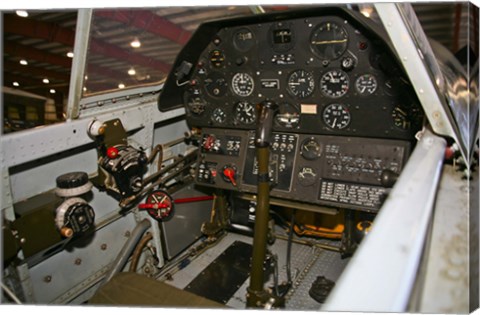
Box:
(106, 147), (119, 159)
(203, 135), (215, 151)
(223, 167), (237, 186)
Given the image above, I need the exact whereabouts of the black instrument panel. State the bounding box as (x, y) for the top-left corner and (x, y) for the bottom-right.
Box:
(159, 7), (425, 212)
(181, 14), (423, 140)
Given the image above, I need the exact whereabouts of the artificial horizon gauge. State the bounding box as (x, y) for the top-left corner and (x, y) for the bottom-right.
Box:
(320, 70), (349, 98)
(287, 69), (315, 99)
(234, 101), (256, 124)
(355, 74), (378, 95)
(275, 102), (300, 128)
(211, 108), (227, 123)
(323, 103), (351, 129)
(232, 73), (255, 97)
(310, 21), (348, 60)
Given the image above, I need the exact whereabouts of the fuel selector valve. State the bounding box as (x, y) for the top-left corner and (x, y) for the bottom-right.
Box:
(222, 165), (237, 186)
(55, 172), (95, 239)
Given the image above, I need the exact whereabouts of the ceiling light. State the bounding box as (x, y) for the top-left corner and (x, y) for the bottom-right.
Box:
(13, 82), (19, 87)
(128, 68), (136, 76)
(83, 87), (87, 92)
(16, 10), (28, 17)
(50, 89), (56, 94)
(43, 78), (50, 84)
(67, 51), (74, 58)
(130, 38), (141, 48)
(360, 7), (373, 18)
(20, 59), (28, 65)
(118, 83), (125, 89)
(84, 75), (88, 80)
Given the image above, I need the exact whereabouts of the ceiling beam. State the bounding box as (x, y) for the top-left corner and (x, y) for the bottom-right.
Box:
(4, 40), (134, 85)
(4, 40), (72, 68)
(4, 60), (71, 82)
(4, 14), (171, 73)
(94, 10), (192, 45)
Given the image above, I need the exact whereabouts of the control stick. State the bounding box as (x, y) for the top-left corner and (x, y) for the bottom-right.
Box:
(247, 100), (284, 308)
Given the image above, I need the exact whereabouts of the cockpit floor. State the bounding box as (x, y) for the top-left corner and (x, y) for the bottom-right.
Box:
(162, 229), (349, 310)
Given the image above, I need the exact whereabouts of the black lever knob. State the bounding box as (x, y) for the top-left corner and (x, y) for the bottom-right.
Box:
(380, 169), (399, 188)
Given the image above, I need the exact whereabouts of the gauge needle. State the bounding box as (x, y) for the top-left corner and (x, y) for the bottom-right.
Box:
(311, 39), (347, 45)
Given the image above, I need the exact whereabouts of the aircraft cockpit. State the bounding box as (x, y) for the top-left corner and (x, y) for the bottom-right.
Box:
(1, 4), (478, 313)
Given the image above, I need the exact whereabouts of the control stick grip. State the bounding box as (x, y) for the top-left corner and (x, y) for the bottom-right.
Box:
(255, 100), (278, 148)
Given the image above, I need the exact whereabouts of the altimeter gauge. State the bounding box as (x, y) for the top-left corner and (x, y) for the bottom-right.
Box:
(287, 70), (315, 99)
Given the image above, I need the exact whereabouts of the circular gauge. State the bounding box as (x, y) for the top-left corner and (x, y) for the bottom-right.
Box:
(211, 108), (227, 124)
(300, 137), (322, 160)
(323, 103), (351, 129)
(143, 190), (174, 221)
(232, 73), (254, 97)
(287, 70), (315, 99)
(297, 166), (318, 187)
(320, 70), (349, 98)
(233, 28), (255, 52)
(186, 95), (206, 115)
(204, 72), (228, 97)
(355, 74), (378, 95)
(275, 103), (300, 128)
(234, 101), (256, 124)
(209, 49), (225, 68)
(310, 21), (348, 60)
(392, 107), (411, 130)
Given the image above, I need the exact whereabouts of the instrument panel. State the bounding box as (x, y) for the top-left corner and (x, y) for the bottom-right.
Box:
(159, 7), (425, 212)
(182, 14), (423, 140)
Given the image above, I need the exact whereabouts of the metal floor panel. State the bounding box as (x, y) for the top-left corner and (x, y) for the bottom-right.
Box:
(164, 230), (349, 310)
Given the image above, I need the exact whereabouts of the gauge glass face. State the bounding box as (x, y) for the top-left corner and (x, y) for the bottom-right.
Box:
(297, 166), (317, 186)
(211, 108), (226, 123)
(310, 21), (348, 60)
(204, 72), (228, 97)
(287, 70), (315, 99)
(232, 73), (254, 97)
(323, 103), (351, 129)
(320, 70), (349, 98)
(233, 28), (255, 52)
(209, 49), (225, 67)
(275, 103), (300, 128)
(300, 137), (322, 160)
(234, 101), (256, 124)
(355, 74), (378, 95)
(186, 95), (206, 115)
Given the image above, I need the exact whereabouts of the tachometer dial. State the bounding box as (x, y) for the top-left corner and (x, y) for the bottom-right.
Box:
(323, 103), (351, 129)
(297, 166), (318, 187)
(232, 73), (254, 97)
(310, 21), (348, 60)
(355, 74), (378, 95)
(211, 108), (227, 123)
(204, 72), (228, 97)
(234, 101), (256, 125)
(275, 103), (300, 128)
(320, 70), (349, 98)
(287, 70), (315, 99)
(300, 137), (322, 160)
